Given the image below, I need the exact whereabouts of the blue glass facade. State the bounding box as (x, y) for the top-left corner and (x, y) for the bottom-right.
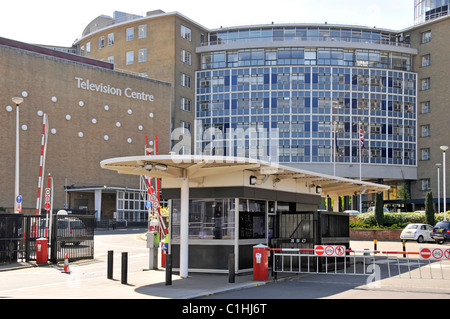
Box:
(195, 25), (417, 178)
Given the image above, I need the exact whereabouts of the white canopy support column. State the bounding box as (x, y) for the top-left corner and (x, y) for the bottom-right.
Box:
(179, 175), (189, 278)
(94, 189), (102, 221)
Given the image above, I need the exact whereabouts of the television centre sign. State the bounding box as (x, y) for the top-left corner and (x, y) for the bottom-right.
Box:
(75, 77), (155, 102)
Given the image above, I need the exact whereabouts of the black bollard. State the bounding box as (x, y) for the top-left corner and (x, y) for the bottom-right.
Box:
(121, 252), (128, 285)
(107, 250), (113, 279)
(165, 254), (172, 286)
(228, 253), (235, 283)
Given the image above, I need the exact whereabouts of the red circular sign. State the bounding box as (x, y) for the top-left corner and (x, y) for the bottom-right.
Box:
(432, 248), (443, 260)
(44, 202), (50, 210)
(325, 246), (335, 256)
(420, 248), (431, 259)
(315, 245), (324, 256)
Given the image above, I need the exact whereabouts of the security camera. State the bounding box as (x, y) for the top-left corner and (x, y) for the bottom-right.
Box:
(144, 164), (153, 172)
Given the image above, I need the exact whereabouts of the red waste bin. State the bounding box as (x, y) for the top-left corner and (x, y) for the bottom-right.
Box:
(36, 238), (48, 265)
(253, 244), (269, 281)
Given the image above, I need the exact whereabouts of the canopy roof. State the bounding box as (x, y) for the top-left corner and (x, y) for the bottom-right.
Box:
(100, 155), (389, 197)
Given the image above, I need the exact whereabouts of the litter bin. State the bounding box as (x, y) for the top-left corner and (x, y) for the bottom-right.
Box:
(36, 238), (48, 265)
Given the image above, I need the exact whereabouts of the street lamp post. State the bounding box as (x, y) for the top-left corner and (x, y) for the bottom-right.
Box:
(441, 146), (449, 221)
(12, 97), (24, 214)
(436, 163), (441, 214)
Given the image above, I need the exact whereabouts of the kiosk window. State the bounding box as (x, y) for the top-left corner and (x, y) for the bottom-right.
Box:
(171, 198), (235, 240)
(239, 212), (266, 239)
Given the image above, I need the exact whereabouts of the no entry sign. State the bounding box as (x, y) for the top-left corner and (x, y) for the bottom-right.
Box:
(314, 245), (324, 256)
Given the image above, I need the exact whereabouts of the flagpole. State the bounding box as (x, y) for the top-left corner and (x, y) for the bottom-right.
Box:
(359, 121), (362, 213)
(333, 121), (336, 176)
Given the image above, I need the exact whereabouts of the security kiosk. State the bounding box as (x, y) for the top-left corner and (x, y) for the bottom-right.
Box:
(101, 155), (389, 277)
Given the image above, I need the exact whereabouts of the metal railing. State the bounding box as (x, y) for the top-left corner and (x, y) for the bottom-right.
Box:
(271, 247), (450, 280)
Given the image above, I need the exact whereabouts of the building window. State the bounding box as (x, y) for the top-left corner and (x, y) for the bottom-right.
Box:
(86, 42), (91, 54)
(126, 51), (134, 65)
(181, 73), (192, 88)
(181, 98), (192, 112)
(108, 33), (114, 46)
(181, 25), (192, 41)
(421, 30), (431, 44)
(421, 148), (430, 161)
(138, 48), (147, 62)
(421, 101), (430, 114)
(126, 27), (134, 41)
(107, 56), (114, 64)
(98, 36), (105, 49)
(421, 124), (430, 137)
(421, 78), (430, 90)
(181, 49), (192, 65)
(421, 179), (430, 191)
(421, 54), (430, 67)
(138, 24), (147, 39)
(180, 121), (191, 135)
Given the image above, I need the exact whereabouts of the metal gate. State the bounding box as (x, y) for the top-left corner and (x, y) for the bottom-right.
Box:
(50, 214), (94, 262)
(272, 248), (450, 280)
(0, 214), (94, 264)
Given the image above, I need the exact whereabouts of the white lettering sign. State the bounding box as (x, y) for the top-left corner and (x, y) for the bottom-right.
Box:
(75, 77), (154, 102)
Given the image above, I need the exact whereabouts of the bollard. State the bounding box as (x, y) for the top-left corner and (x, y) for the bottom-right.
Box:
(402, 240), (406, 258)
(228, 253), (235, 284)
(374, 240), (377, 252)
(165, 254), (172, 286)
(121, 252), (128, 285)
(107, 250), (113, 279)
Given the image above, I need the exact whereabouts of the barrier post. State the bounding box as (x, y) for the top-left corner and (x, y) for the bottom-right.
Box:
(165, 254), (172, 286)
(121, 252), (128, 285)
(402, 240), (406, 258)
(228, 253), (235, 283)
(374, 240), (377, 251)
(253, 244), (269, 281)
(107, 250), (113, 279)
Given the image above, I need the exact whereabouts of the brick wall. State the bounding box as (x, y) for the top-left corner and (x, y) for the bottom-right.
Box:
(350, 229), (403, 241)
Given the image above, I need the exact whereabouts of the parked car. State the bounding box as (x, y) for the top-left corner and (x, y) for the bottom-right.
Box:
(431, 221), (450, 244)
(344, 210), (360, 216)
(57, 216), (87, 246)
(400, 223), (433, 243)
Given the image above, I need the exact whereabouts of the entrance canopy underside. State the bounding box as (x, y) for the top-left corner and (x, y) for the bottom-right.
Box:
(100, 155), (389, 197)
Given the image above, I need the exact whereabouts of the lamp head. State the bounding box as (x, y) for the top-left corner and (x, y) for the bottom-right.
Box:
(441, 146), (449, 152)
(12, 97), (24, 105)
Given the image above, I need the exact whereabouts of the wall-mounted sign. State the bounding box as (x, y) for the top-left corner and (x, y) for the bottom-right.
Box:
(75, 77), (154, 102)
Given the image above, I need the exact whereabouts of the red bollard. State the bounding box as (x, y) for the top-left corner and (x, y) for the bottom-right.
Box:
(253, 244), (269, 281)
(36, 238), (48, 265)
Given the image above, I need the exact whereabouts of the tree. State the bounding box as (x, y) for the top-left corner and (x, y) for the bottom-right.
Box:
(397, 183), (411, 212)
(375, 192), (384, 226)
(425, 191), (435, 225)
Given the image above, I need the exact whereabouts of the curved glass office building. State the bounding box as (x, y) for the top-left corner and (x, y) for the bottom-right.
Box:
(415, 0), (450, 24)
(195, 24), (418, 182)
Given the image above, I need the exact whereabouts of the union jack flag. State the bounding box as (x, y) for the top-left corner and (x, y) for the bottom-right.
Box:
(360, 129), (366, 152)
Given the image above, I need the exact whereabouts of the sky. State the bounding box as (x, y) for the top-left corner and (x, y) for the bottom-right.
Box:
(0, 0), (414, 47)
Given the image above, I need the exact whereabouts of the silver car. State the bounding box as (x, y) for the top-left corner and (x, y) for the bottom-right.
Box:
(400, 223), (433, 243)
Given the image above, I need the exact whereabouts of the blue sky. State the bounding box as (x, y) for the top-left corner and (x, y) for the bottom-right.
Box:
(1, 0), (414, 46)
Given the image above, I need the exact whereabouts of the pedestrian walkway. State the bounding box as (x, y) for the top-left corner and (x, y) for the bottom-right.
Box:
(0, 261), (267, 299)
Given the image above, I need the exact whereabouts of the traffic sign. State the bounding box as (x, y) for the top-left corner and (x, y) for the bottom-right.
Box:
(420, 248), (432, 259)
(325, 246), (335, 256)
(314, 245), (324, 256)
(16, 195), (22, 204)
(335, 246), (345, 257)
(315, 245), (346, 257)
(432, 248), (444, 260)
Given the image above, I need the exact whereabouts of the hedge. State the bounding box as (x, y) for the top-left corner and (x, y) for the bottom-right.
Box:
(351, 212), (450, 229)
